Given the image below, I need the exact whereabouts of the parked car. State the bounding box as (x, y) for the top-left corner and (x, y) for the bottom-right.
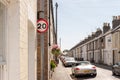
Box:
(112, 62), (120, 75)
(71, 61), (97, 77)
(60, 56), (67, 62)
(61, 56), (70, 62)
(63, 57), (76, 67)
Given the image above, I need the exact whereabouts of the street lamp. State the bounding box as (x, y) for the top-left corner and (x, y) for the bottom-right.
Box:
(55, 2), (58, 44)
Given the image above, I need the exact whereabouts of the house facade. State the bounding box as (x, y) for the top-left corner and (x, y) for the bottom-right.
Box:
(103, 31), (112, 65)
(101, 23), (112, 65)
(0, 0), (37, 80)
(112, 16), (120, 64)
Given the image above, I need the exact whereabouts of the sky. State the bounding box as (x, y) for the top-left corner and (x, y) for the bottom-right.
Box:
(53, 0), (120, 51)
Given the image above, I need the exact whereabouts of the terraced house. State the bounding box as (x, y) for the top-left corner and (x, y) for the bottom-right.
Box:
(0, 0), (37, 80)
(69, 15), (120, 66)
(112, 16), (120, 65)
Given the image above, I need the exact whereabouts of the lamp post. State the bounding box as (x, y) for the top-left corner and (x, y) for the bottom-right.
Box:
(59, 38), (61, 49)
(55, 2), (58, 44)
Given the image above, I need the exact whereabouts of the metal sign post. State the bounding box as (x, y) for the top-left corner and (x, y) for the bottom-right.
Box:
(40, 33), (44, 80)
(37, 18), (48, 80)
(37, 0), (48, 80)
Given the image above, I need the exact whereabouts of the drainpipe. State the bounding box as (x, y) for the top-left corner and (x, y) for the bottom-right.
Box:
(93, 41), (94, 63)
(99, 38), (102, 64)
(48, 0), (51, 46)
(119, 30), (120, 60)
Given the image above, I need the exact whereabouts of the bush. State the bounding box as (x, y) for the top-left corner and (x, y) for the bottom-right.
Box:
(50, 60), (56, 71)
(51, 44), (61, 56)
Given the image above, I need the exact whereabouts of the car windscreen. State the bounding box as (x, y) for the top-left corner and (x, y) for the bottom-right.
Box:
(65, 58), (75, 61)
(76, 62), (90, 65)
(118, 62), (120, 65)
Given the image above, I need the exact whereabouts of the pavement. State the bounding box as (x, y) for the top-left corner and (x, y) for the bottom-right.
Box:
(51, 60), (72, 80)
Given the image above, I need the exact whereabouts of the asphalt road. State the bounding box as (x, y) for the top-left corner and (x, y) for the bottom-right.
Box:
(65, 65), (120, 80)
(52, 60), (120, 80)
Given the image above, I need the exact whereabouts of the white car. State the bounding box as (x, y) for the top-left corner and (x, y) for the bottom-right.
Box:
(71, 61), (97, 77)
(63, 57), (76, 67)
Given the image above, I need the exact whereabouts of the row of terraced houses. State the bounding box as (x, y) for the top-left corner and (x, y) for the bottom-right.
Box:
(69, 16), (120, 66)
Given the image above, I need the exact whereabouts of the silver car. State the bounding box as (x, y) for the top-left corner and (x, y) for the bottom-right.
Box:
(71, 61), (97, 77)
(63, 57), (76, 67)
(112, 62), (120, 75)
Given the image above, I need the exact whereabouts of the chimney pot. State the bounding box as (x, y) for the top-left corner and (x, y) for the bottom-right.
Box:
(97, 28), (101, 31)
(112, 15), (120, 29)
(103, 23), (108, 26)
(88, 35), (91, 37)
(113, 16), (117, 20)
(92, 32), (95, 35)
(103, 22), (110, 27)
(117, 16), (120, 20)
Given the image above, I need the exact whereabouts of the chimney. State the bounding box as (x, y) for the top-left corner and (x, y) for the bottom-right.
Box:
(117, 15), (120, 20)
(84, 37), (88, 42)
(112, 16), (120, 29)
(103, 22), (110, 33)
(95, 28), (102, 37)
(97, 28), (101, 31)
(92, 32), (95, 38)
(113, 16), (117, 20)
(88, 35), (92, 41)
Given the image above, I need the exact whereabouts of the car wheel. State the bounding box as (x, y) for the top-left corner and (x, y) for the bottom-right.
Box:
(112, 71), (115, 75)
(64, 64), (66, 67)
(92, 74), (97, 77)
(112, 72), (115, 75)
(64, 65), (67, 67)
(74, 74), (79, 78)
(72, 73), (74, 76)
(112, 69), (116, 75)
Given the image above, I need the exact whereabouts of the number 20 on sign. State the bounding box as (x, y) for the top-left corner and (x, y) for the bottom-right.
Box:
(37, 18), (48, 33)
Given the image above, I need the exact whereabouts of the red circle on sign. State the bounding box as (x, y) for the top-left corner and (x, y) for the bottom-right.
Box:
(37, 18), (48, 33)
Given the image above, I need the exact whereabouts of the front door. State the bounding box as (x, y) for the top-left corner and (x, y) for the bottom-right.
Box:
(113, 50), (115, 65)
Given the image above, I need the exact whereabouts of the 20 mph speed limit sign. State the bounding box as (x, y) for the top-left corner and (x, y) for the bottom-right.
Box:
(37, 18), (48, 33)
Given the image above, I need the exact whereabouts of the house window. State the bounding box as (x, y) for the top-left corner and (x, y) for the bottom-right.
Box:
(108, 38), (111, 42)
(101, 37), (105, 48)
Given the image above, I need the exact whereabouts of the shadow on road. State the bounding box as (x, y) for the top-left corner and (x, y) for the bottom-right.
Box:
(70, 74), (96, 80)
(93, 63), (112, 71)
(112, 75), (120, 79)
